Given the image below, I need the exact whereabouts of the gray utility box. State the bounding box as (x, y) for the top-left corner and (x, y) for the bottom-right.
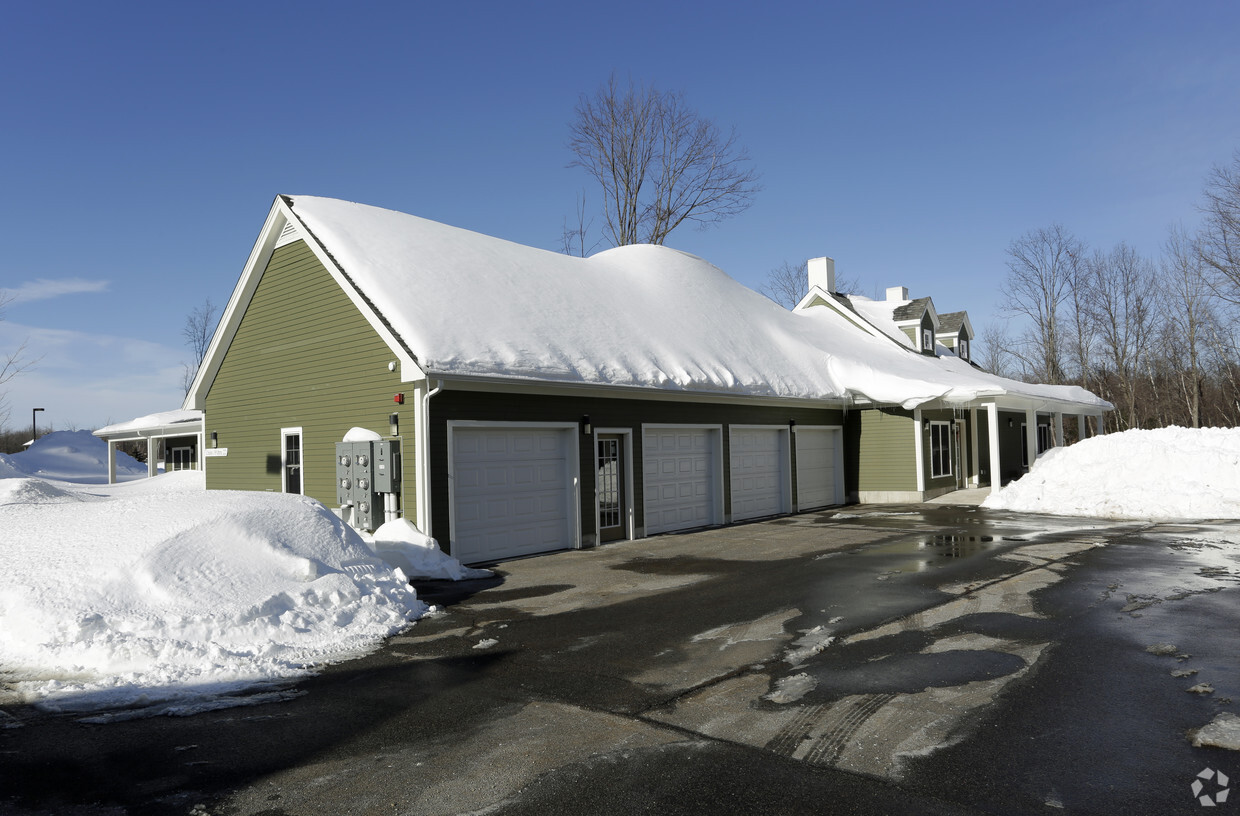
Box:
(335, 440), (401, 532)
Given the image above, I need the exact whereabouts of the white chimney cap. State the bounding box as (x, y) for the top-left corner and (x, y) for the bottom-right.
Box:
(886, 286), (909, 302)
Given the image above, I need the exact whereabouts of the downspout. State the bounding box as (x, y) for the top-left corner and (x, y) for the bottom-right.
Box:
(418, 379), (443, 535)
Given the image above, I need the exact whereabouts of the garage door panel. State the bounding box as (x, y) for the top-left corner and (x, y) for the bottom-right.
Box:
(796, 428), (840, 510)
(731, 428), (786, 521)
(451, 427), (574, 564)
(645, 427), (717, 535)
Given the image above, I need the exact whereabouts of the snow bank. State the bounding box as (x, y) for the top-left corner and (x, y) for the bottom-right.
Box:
(369, 518), (493, 581)
(983, 427), (1240, 520)
(0, 471), (426, 717)
(2, 430), (146, 484)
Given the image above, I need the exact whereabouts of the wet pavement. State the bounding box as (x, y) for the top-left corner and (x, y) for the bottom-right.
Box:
(1, 505), (1238, 815)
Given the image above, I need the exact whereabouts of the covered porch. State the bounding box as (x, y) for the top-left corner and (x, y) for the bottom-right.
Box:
(93, 409), (205, 484)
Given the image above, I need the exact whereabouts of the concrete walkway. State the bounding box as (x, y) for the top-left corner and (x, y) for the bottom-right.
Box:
(925, 487), (990, 505)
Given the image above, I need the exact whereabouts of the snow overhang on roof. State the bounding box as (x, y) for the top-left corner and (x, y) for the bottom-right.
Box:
(194, 195), (1112, 415)
(94, 409), (204, 441)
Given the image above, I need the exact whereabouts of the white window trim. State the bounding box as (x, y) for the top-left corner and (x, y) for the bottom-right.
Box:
(281, 426), (304, 495)
(929, 421), (952, 479)
(922, 328), (934, 352)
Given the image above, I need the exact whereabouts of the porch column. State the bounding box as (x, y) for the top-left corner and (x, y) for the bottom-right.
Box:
(146, 434), (158, 478)
(1077, 413), (1088, 441)
(1053, 412), (1064, 448)
(969, 407), (980, 487)
(1025, 405), (1037, 469)
(106, 439), (117, 485)
(986, 402), (1001, 495)
(1094, 412), (1106, 435)
(913, 407), (925, 494)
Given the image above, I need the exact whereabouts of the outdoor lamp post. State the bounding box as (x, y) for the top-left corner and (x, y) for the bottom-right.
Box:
(32, 407), (44, 447)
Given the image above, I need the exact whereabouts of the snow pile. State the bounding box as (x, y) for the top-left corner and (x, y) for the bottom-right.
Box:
(983, 427), (1240, 520)
(1, 430), (146, 484)
(0, 471), (426, 717)
(369, 518), (494, 581)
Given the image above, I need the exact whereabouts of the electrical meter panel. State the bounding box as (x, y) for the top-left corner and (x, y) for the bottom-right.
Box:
(334, 439), (400, 532)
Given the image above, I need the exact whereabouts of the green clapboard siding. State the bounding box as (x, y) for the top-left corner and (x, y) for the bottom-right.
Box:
(204, 240), (415, 516)
(846, 407), (917, 493)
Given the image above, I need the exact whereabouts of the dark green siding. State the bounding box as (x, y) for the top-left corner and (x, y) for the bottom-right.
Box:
(204, 240), (415, 515)
(845, 407), (917, 495)
(428, 390), (843, 553)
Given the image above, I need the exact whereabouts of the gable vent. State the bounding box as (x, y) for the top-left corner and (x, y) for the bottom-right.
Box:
(275, 220), (301, 247)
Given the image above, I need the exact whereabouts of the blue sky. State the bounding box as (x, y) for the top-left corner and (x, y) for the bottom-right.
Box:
(2, 0), (1238, 432)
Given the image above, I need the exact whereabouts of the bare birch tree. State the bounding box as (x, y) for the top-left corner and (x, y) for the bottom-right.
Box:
(1200, 151), (1240, 305)
(567, 74), (760, 247)
(1161, 224), (1215, 427)
(1083, 243), (1157, 429)
(999, 224), (1086, 385)
(180, 298), (218, 397)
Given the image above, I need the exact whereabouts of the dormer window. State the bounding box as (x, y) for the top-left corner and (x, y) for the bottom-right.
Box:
(922, 328), (934, 353)
(959, 339), (969, 361)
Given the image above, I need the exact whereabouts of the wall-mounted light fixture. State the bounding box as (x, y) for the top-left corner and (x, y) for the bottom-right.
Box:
(581, 415), (592, 435)
(210, 431), (218, 448)
(389, 413), (400, 436)
(1007, 418), (1014, 428)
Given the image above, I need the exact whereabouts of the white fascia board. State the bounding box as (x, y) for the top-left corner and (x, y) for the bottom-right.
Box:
(92, 420), (205, 443)
(186, 198), (424, 410)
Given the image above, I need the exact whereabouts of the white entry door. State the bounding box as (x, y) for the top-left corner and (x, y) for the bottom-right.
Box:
(795, 427), (843, 509)
(450, 425), (576, 564)
(730, 427), (787, 521)
(644, 427), (718, 534)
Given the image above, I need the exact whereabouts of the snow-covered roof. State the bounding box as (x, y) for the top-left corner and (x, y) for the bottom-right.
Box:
(94, 409), (204, 439)
(218, 195), (1109, 412)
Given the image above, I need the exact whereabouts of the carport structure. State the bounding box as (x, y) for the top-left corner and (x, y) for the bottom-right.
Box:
(93, 409), (205, 484)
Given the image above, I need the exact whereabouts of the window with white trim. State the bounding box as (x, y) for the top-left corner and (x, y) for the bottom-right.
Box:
(929, 421), (952, 479)
(922, 328), (934, 352)
(1037, 423), (1052, 454)
(959, 338), (970, 361)
(281, 427), (303, 494)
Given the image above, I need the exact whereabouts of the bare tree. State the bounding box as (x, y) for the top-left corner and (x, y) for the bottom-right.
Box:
(558, 191), (599, 257)
(976, 320), (1021, 379)
(1161, 224), (1216, 427)
(180, 298), (218, 397)
(1083, 243), (1157, 430)
(0, 291), (37, 428)
(760, 260), (861, 309)
(1199, 150), (1240, 305)
(999, 224), (1086, 385)
(567, 74), (760, 247)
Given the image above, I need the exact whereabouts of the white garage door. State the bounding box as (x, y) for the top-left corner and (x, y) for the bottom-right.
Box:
(796, 428), (842, 510)
(450, 426), (575, 564)
(730, 427), (786, 521)
(644, 427), (717, 534)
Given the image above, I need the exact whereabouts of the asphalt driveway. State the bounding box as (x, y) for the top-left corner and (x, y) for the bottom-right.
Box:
(1, 504), (1237, 815)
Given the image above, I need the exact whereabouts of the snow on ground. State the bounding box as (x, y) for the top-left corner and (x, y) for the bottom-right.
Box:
(983, 427), (1240, 520)
(0, 432), (479, 720)
(1, 430), (146, 483)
